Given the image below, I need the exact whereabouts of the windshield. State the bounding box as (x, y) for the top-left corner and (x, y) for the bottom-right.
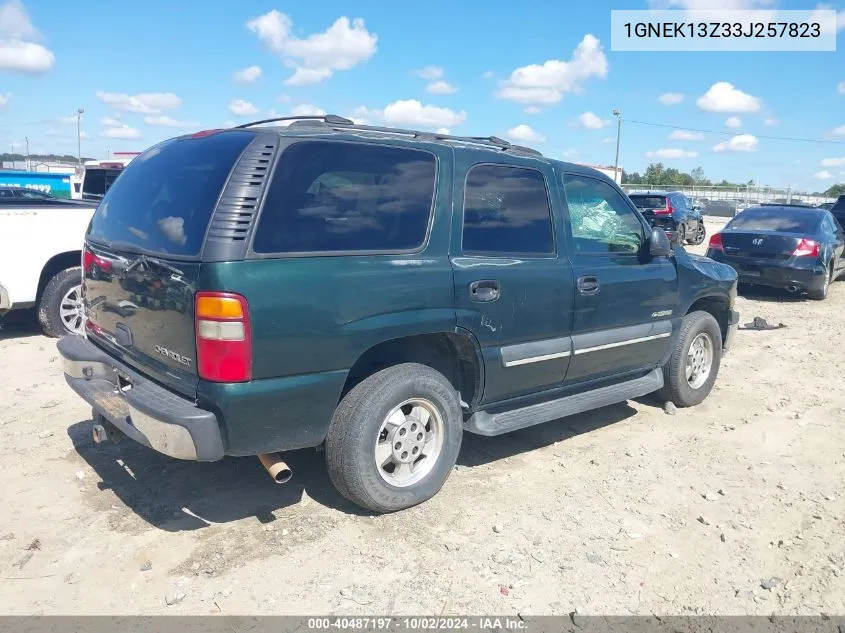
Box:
(727, 208), (819, 233)
(86, 131), (254, 257)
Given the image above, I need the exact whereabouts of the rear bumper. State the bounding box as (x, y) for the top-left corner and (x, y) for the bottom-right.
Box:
(707, 254), (826, 292)
(57, 335), (224, 461)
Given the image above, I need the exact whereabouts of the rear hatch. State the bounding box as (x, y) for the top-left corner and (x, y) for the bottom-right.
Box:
(720, 231), (805, 261)
(82, 130), (255, 397)
(628, 194), (668, 220)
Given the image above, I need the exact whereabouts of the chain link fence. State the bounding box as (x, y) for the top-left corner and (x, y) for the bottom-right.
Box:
(620, 184), (835, 217)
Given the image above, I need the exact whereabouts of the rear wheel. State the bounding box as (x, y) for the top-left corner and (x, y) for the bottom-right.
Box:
(688, 223), (706, 246)
(674, 224), (686, 246)
(325, 363), (463, 513)
(658, 311), (722, 408)
(808, 262), (832, 301)
(38, 267), (84, 338)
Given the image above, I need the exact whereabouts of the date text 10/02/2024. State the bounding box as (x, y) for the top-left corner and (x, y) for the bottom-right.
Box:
(306, 617), (527, 630)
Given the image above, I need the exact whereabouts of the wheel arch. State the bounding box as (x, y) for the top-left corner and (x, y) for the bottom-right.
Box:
(37, 251), (82, 302)
(339, 330), (484, 410)
(685, 294), (730, 345)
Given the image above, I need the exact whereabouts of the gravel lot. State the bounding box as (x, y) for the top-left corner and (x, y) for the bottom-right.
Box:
(2, 217), (844, 616)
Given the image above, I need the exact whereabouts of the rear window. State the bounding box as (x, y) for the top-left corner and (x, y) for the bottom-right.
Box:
(727, 208), (820, 233)
(82, 168), (122, 197)
(628, 195), (666, 209)
(252, 141), (436, 254)
(86, 131), (253, 256)
(832, 195), (845, 212)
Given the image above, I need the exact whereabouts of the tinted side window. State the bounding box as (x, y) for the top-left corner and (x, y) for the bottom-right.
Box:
(563, 174), (644, 255)
(253, 141), (436, 254)
(461, 164), (554, 256)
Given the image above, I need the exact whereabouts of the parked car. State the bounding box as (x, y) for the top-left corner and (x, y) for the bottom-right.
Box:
(0, 186), (57, 200)
(706, 204), (845, 300)
(830, 194), (845, 227)
(627, 191), (705, 245)
(0, 198), (97, 335)
(58, 116), (739, 513)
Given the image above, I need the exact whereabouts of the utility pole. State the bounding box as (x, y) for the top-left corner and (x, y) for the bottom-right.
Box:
(612, 109), (622, 183)
(77, 108), (84, 165)
(25, 137), (30, 171)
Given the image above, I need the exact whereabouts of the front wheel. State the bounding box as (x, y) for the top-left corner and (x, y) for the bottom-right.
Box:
(325, 363), (463, 513)
(658, 311), (722, 407)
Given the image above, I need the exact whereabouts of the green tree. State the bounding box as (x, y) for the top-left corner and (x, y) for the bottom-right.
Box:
(823, 183), (845, 198)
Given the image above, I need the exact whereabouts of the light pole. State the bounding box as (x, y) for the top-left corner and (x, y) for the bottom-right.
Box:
(25, 136), (30, 171)
(76, 108), (84, 164)
(612, 109), (622, 183)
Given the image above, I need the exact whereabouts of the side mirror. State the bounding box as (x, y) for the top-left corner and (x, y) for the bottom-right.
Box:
(649, 228), (672, 258)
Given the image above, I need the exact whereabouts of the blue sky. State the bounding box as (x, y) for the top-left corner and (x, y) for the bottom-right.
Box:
(1, 0), (844, 192)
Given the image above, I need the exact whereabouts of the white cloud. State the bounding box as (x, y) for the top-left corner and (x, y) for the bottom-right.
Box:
(232, 65), (262, 83)
(821, 157), (845, 167)
(697, 82), (761, 113)
(725, 116), (742, 128)
(229, 99), (259, 116)
(435, 127), (450, 135)
(839, 81), (845, 95)
(764, 117), (779, 126)
(669, 129), (704, 141)
(247, 10), (377, 86)
(495, 34), (607, 106)
(100, 124), (141, 140)
(713, 134), (758, 152)
(100, 116), (121, 126)
(646, 148), (699, 159)
(831, 125), (845, 136)
(382, 99), (466, 128)
(577, 111), (610, 129)
(525, 106), (541, 114)
(0, 0), (54, 74)
(290, 104), (326, 116)
(482, 70), (494, 79)
(814, 170), (834, 179)
(144, 115), (196, 128)
(414, 66), (443, 81)
(0, 93), (7, 109)
(426, 80), (457, 95)
(807, 4), (845, 35)
(658, 92), (684, 105)
(506, 124), (546, 143)
(96, 91), (182, 114)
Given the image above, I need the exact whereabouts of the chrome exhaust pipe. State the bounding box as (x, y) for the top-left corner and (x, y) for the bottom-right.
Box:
(258, 453), (292, 484)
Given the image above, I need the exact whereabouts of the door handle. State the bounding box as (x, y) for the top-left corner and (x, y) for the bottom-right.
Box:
(469, 280), (500, 302)
(577, 275), (600, 296)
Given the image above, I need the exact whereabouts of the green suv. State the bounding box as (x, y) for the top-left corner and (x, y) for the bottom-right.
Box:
(58, 115), (739, 512)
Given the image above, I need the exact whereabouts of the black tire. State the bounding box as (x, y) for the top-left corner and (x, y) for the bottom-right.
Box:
(807, 263), (832, 301)
(688, 223), (706, 246)
(658, 310), (722, 408)
(325, 363), (463, 513)
(37, 266), (83, 338)
(674, 224), (686, 245)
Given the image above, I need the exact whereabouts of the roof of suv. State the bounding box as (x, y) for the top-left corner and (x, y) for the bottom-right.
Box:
(208, 114), (615, 183)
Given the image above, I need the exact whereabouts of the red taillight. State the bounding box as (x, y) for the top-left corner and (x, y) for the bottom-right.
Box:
(195, 291), (252, 382)
(83, 247), (112, 272)
(708, 233), (724, 252)
(653, 202), (674, 216)
(792, 238), (819, 257)
(191, 129), (223, 138)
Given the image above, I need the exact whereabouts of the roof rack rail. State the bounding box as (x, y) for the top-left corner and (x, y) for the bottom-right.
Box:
(233, 114), (354, 129)
(232, 114), (543, 157)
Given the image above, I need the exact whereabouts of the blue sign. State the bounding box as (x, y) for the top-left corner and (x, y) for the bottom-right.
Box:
(0, 170), (73, 198)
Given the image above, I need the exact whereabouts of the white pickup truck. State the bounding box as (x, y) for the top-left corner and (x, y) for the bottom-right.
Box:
(0, 199), (97, 337)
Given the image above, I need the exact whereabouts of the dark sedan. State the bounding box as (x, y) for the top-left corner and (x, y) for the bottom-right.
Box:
(706, 205), (845, 300)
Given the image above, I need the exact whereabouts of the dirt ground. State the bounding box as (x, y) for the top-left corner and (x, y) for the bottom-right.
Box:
(2, 216), (844, 616)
